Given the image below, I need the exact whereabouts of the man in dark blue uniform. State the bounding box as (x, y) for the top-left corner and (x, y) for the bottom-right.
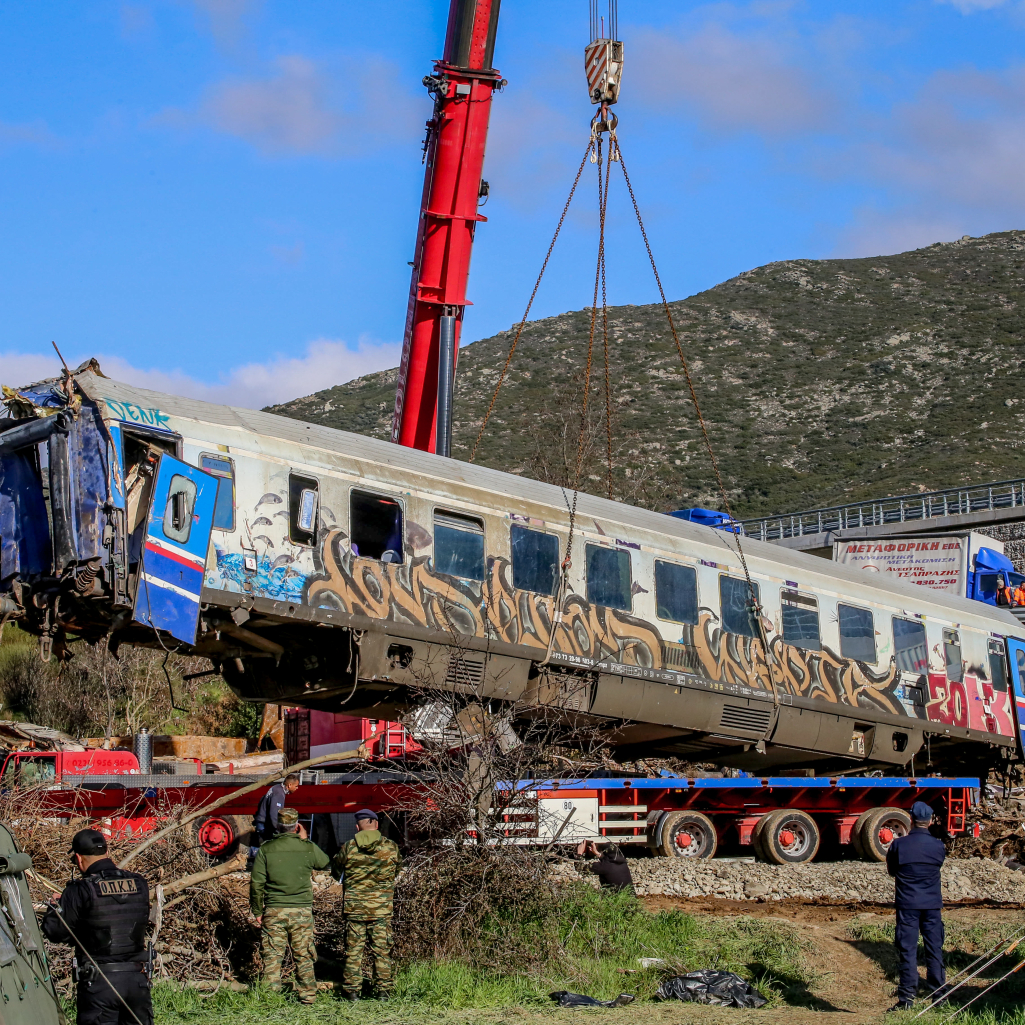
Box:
(41, 828), (152, 1025)
(253, 772), (300, 845)
(885, 801), (948, 1012)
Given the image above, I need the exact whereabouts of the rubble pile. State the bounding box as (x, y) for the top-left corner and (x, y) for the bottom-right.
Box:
(552, 857), (1025, 903)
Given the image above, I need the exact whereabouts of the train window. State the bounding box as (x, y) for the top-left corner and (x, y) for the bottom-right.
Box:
(893, 618), (928, 673)
(989, 639), (1009, 692)
(288, 473), (319, 546)
(719, 576), (760, 638)
(434, 511), (486, 581)
(781, 589), (821, 651)
(511, 525), (559, 596)
(162, 475), (196, 543)
(838, 604), (876, 663)
(350, 490), (403, 562)
(943, 629), (963, 683)
(586, 544), (631, 611)
(655, 561), (698, 625)
(200, 454), (235, 531)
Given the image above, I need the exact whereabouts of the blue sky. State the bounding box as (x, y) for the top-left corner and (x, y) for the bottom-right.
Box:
(3, 0), (1025, 408)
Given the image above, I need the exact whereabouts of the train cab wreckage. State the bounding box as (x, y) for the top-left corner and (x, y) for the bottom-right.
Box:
(3, 363), (1025, 779)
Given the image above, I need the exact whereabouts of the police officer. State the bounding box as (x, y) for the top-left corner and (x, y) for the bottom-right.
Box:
(332, 809), (402, 1001)
(886, 801), (948, 1012)
(250, 806), (330, 1004)
(41, 828), (152, 1025)
(253, 772), (300, 845)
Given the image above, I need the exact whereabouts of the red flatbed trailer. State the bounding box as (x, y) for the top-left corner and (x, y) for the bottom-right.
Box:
(26, 769), (976, 864)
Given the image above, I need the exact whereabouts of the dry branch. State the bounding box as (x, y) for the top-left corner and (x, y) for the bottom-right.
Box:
(118, 746), (364, 867)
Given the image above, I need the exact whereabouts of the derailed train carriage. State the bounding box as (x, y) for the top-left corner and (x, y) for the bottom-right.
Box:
(2, 363), (1024, 777)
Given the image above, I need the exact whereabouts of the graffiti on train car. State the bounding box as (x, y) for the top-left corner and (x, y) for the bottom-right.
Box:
(201, 493), (1016, 734)
(207, 517), (918, 720)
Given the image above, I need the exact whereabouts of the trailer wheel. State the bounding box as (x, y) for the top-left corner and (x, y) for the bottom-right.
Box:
(194, 814), (249, 860)
(854, 807), (911, 862)
(750, 813), (773, 860)
(657, 811), (717, 859)
(757, 809), (820, 865)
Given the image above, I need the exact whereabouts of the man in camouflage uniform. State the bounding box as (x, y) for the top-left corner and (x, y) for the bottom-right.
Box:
(332, 808), (401, 1001)
(250, 806), (330, 1003)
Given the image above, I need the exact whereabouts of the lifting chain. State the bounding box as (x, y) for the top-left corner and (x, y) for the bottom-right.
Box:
(470, 112), (782, 715)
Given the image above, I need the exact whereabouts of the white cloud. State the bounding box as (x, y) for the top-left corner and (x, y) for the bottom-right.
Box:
(831, 211), (969, 259)
(631, 22), (835, 136)
(1, 337), (401, 411)
(824, 64), (1025, 256)
(201, 55), (342, 155)
(935, 0), (1012, 12)
(0, 119), (60, 149)
(156, 52), (420, 157)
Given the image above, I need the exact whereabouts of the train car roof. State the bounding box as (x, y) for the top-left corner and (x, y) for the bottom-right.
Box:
(69, 368), (1025, 635)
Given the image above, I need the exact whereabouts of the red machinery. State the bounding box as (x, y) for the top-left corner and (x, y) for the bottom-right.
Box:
(391, 0), (504, 454)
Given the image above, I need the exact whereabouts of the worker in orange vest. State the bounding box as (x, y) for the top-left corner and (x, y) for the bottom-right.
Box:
(1014, 580), (1025, 607)
(997, 578), (1015, 606)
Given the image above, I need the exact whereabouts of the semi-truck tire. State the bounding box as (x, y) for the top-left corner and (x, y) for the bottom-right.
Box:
(193, 814), (250, 859)
(756, 809), (820, 864)
(853, 807), (911, 862)
(656, 810), (717, 859)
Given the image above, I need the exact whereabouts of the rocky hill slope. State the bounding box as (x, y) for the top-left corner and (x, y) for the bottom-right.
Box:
(268, 231), (1025, 519)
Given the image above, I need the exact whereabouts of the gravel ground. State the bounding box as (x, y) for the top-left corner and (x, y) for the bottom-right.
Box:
(552, 857), (1025, 902)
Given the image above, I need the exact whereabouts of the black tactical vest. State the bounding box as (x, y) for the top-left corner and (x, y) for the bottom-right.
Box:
(78, 868), (150, 959)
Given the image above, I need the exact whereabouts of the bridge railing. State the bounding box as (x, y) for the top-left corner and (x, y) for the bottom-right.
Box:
(736, 478), (1025, 542)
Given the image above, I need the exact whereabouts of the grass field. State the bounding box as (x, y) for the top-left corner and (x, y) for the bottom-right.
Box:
(54, 891), (1025, 1024)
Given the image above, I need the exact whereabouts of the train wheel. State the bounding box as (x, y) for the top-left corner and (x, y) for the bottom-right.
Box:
(856, 807), (911, 862)
(194, 814), (248, 860)
(758, 809), (820, 865)
(657, 811), (718, 859)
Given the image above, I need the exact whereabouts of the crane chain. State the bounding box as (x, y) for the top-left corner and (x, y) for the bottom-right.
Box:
(616, 146), (781, 710)
(469, 141), (594, 463)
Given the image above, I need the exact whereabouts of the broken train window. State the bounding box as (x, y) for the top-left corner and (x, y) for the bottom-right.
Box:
(200, 454), (235, 531)
(434, 510), (486, 581)
(781, 588), (821, 651)
(585, 544), (631, 611)
(719, 575), (759, 639)
(654, 560), (698, 625)
(989, 638), (1009, 693)
(162, 474), (197, 544)
(288, 473), (319, 546)
(350, 490), (404, 562)
(510, 525), (558, 596)
(838, 604), (876, 663)
(892, 617), (928, 673)
(943, 629), (963, 684)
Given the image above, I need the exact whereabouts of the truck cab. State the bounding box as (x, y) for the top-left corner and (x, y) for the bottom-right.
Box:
(0, 749), (140, 786)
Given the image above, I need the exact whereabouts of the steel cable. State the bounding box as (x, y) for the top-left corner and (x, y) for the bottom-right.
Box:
(914, 931), (1025, 1018)
(469, 141), (594, 463)
(615, 145), (782, 712)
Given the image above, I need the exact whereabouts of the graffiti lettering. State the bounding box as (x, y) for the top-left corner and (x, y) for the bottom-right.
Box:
(105, 399), (172, 429)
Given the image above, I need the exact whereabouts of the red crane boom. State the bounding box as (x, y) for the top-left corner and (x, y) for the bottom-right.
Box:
(391, 0), (504, 454)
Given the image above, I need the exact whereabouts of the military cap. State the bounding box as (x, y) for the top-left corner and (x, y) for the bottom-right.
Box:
(354, 808), (379, 822)
(277, 807), (300, 829)
(911, 801), (934, 823)
(70, 828), (108, 856)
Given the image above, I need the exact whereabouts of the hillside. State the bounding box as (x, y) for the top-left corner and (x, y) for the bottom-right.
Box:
(267, 230), (1025, 519)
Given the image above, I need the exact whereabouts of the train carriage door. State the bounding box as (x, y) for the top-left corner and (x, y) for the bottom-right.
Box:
(133, 455), (218, 644)
(1004, 638), (1025, 756)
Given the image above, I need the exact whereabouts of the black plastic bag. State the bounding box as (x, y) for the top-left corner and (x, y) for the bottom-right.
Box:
(655, 970), (767, 1008)
(549, 991), (636, 1008)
